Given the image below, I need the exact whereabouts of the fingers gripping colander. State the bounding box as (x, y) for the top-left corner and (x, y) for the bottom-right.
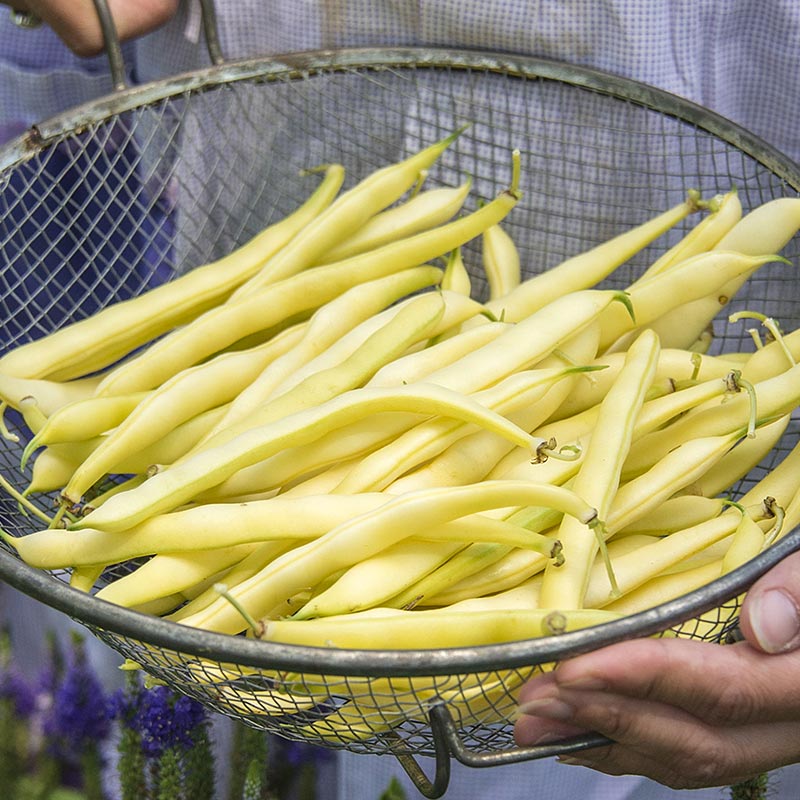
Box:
(1, 2), (800, 796)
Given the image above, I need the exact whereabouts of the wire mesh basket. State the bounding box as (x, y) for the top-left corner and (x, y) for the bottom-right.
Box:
(2, 8), (800, 796)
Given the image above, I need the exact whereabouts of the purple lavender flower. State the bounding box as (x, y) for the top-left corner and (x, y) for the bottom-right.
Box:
(42, 644), (112, 757)
(276, 738), (334, 768)
(127, 685), (207, 759)
(0, 667), (36, 718)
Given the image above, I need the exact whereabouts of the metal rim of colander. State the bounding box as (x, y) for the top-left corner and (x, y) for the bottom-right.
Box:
(2, 46), (800, 678)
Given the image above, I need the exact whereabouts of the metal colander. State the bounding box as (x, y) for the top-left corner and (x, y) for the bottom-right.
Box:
(2, 5), (800, 797)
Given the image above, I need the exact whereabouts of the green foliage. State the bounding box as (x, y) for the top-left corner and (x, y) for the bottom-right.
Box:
(730, 773), (770, 800)
(379, 776), (408, 800)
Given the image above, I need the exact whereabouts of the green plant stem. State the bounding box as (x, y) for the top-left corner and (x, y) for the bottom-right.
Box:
(730, 772), (769, 800)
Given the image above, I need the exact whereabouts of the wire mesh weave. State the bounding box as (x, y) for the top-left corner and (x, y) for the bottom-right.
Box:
(1, 49), (800, 759)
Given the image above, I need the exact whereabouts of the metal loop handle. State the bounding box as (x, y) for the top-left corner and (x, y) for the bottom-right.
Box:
(91, 0), (225, 91)
(392, 703), (612, 797)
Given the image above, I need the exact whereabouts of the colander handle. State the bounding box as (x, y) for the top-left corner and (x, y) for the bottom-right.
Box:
(392, 703), (612, 798)
(90, 0), (225, 91)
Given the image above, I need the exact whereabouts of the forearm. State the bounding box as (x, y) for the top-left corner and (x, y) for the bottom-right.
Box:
(2, 0), (179, 56)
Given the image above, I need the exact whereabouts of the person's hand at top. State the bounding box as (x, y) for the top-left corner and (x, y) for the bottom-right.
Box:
(513, 549), (800, 789)
(3, 0), (179, 56)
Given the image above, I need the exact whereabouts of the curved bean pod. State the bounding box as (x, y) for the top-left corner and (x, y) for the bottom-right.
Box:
(174, 480), (599, 635)
(317, 179), (472, 263)
(202, 266), (444, 440)
(69, 384), (557, 530)
(0, 164), (345, 381)
(539, 329), (661, 609)
(228, 128), (467, 299)
(481, 195), (698, 323)
(95, 185), (518, 396)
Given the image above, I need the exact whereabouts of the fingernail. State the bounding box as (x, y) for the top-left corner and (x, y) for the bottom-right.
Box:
(517, 697), (574, 720)
(751, 588), (800, 653)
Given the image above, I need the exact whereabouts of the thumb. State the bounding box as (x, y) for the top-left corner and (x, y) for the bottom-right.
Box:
(739, 550), (800, 654)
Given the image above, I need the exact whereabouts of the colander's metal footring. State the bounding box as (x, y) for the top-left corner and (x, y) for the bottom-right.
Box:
(394, 703), (613, 797)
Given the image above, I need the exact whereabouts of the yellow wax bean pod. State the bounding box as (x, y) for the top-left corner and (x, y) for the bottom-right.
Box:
(721, 510), (767, 574)
(231, 290), (480, 410)
(425, 493), (657, 605)
(440, 246), (472, 297)
(480, 194), (698, 323)
(385, 324), (602, 494)
(386, 379), (578, 495)
(202, 266), (444, 440)
(276, 456), (365, 498)
(177, 291), (450, 461)
(424, 546), (550, 606)
(199, 412), (424, 500)
(92, 253), (442, 398)
(292, 539), (467, 620)
(548, 348), (740, 422)
(598, 251), (785, 353)
(94, 544), (260, 608)
(583, 504), (771, 609)
(165, 541), (300, 623)
(24, 405), (229, 496)
(604, 560), (724, 617)
(106, 405), (230, 474)
(96, 170), (515, 396)
(175, 480), (600, 635)
(257, 289), (484, 404)
(730, 437), (800, 515)
(65, 292), (447, 503)
(318, 179), (473, 263)
(614, 495), (731, 537)
(259, 606), (621, 650)
(25, 441), (98, 496)
(366, 321), (510, 389)
(482, 219), (521, 301)
(229, 128), (467, 300)
(740, 327), (800, 382)
(16, 397), (47, 436)
(0, 372), (103, 416)
(129, 595), (191, 618)
(76, 476), (145, 513)
(630, 189), (742, 286)
(70, 385), (558, 531)
(676, 412), (790, 498)
(533, 371), (736, 464)
(0, 165), (345, 382)
(420, 514), (564, 553)
(293, 515), (564, 620)
(425, 575), (543, 612)
(4, 493), (390, 570)
(539, 329), (661, 609)
(418, 289), (624, 396)
(604, 428), (747, 535)
(419, 516), (557, 604)
(334, 365), (586, 494)
(648, 197), (800, 350)
(622, 364), (800, 477)
(714, 197), (800, 254)
(66, 323), (306, 474)
(22, 391), (150, 459)
(486, 435), (584, 487)
(59, 326), (318, 498)
(389, 544), (536, 610)
(70, 564), (105, 593)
